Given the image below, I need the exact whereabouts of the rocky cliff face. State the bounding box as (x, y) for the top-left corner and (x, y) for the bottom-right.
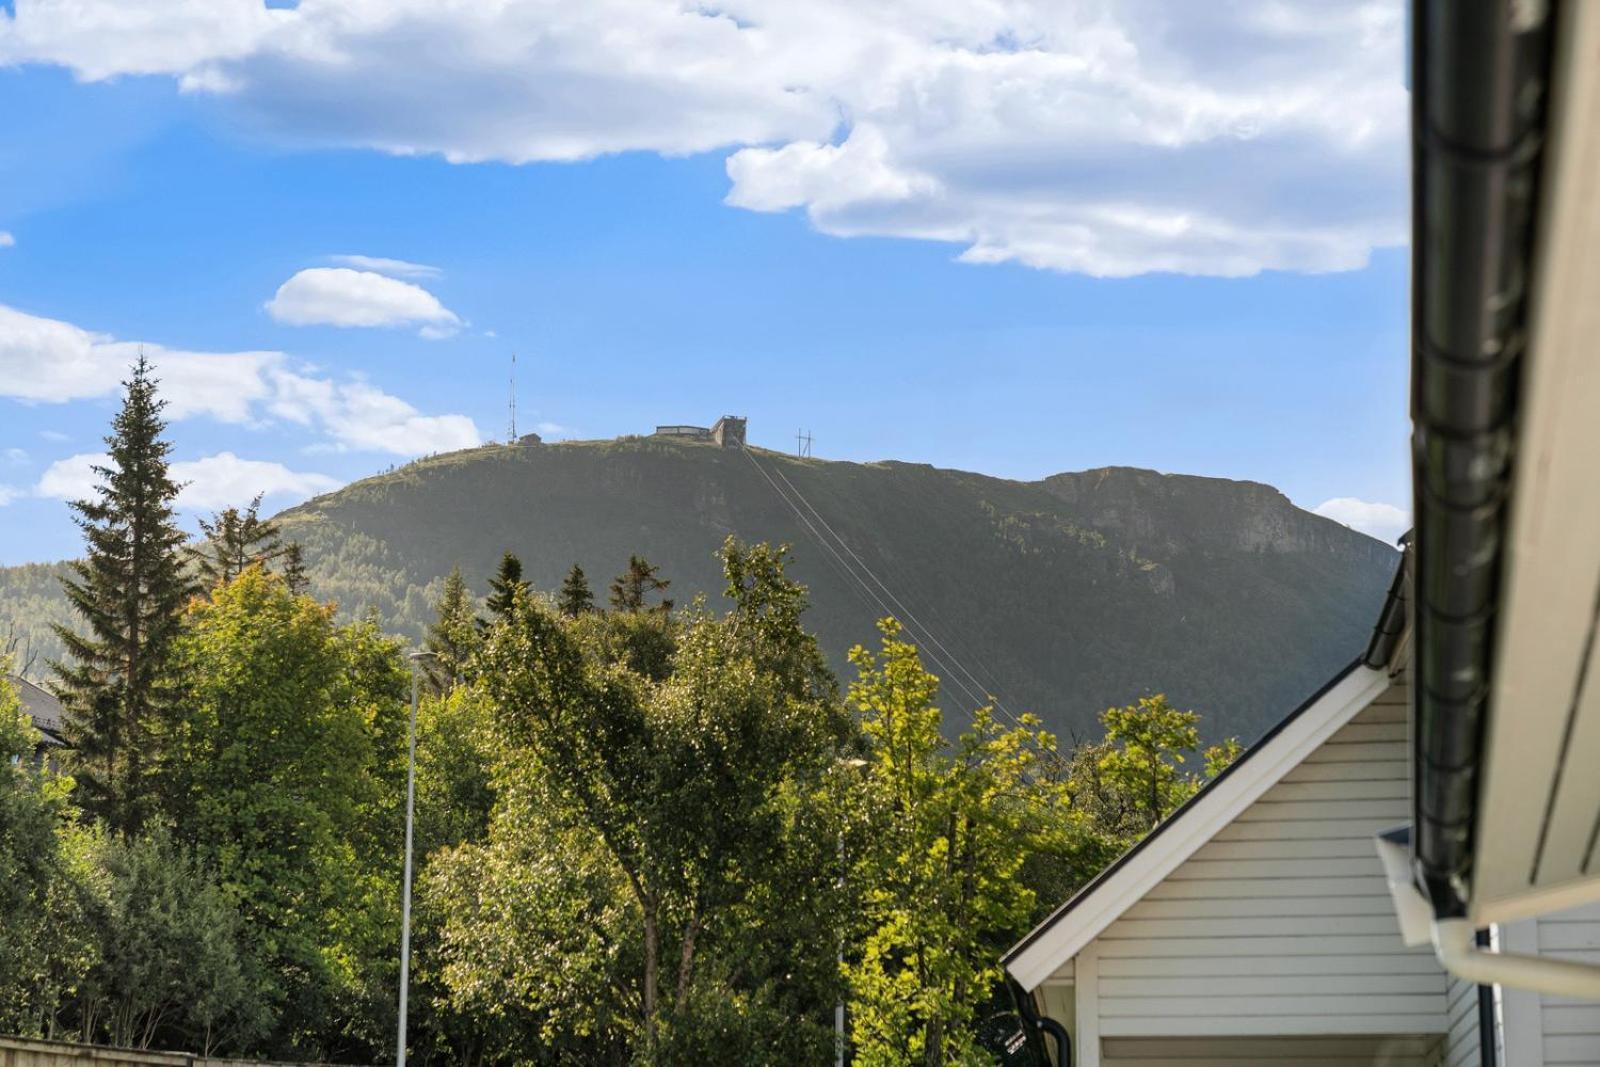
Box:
(1043, 467), (1397, 562)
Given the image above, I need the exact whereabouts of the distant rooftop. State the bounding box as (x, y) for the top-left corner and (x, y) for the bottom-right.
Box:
(9, 674), (66, 747)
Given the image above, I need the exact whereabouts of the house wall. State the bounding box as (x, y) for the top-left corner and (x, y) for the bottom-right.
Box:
(1534, 902), (1600, 1065)
(1047, 673), (1455, 1065)
(1099, 1034), (1440, 1065)
(1441, 972), (1481, 1067)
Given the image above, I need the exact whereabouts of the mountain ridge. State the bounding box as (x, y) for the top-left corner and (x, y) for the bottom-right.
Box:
(0, 437), (1397, 742)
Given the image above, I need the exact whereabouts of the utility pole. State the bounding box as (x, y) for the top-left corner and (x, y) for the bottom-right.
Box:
(397, 650), (437, 1067)
(509, 353), (517, 441)
(797, 429), (813, 458)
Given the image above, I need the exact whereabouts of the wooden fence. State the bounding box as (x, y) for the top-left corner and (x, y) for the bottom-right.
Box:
(0, 1036), (352, 1067)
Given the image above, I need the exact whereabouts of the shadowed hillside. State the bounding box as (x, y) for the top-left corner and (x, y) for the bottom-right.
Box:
(0, 437), (1397, 741)
(281, 437), (1396, 740)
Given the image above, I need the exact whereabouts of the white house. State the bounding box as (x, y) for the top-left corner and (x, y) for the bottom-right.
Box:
(1001, 558), (1600, 1066)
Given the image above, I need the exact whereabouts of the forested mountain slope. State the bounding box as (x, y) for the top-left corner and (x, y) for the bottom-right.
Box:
(0, 437), (1397, 741)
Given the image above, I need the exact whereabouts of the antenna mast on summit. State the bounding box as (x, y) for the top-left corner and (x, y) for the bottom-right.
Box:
(509, 353), (517, 441)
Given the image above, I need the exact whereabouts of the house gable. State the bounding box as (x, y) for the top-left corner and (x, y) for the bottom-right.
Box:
(1085, 673), (1447, 1041)
(1004, 660), (1393, 992)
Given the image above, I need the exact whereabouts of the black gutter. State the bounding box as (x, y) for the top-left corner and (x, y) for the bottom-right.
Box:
(1364, 538), (1412, 670)
(1002, 656), (1368, 969)
(1408, 0), (1554, 917)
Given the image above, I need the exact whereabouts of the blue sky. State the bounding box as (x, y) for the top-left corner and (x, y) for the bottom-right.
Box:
(0, 0), (1410, 565)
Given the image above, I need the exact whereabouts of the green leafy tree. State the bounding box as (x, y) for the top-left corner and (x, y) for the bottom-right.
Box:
(51, 355), (194, 836)
(191, 493), (286, 590)
(414, 685), (496, 858)
(320, 613), (412, 1061)
(424, 566), (478, 692)
(483, 551), (528, 625)
(556, 563), (595, 617)
(162, 567), (377, 1058)
(608, 554), (672, 614)
(0, 670), (97, 1040)
(1094, 694), (1215, 834)
(437, 540), (848, 1059)
(1204, 735), (1244, 778)
(73, 827), (265, 1054)
(844, 619), (1066, 1067)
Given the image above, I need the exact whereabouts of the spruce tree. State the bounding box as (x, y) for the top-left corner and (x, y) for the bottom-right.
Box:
(51, 356), (193, 836)
(425, 566), (478, 691)
(609, 555), (672, 614)
(483, 551), (527, 624)
(281, 541), (310, 595)
(556, 563), (595, 617)
(191, 493), (285, 590)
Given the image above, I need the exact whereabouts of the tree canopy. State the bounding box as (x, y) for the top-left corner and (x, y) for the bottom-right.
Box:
(22, 367), (1248, 1065)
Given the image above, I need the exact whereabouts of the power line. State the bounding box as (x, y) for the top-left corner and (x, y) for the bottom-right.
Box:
(743, 448), (996, 718)
(764, 457), (1030, 731)
(743, 448), (986, 709)
(744, 448), (927, 638)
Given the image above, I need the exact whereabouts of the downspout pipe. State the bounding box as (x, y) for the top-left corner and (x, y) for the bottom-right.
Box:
(1378, 826), (1600, 1006)
(1008, 979), (1071, 1067)
(1475, 928), (1498, 1067)
(1433, 918), (1600, 999)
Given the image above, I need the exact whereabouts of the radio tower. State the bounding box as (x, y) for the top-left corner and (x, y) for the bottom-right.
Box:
(508, 353), (517, 441)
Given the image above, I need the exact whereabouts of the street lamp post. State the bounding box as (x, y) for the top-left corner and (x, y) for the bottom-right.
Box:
(835, 756), (867, 1067)
(397, 650), (437, 1067)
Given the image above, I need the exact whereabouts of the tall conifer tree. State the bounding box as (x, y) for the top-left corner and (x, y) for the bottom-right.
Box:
(424, 566), (478, 691)
(190, 493), (286, 590)
(482, 551), (527, 625)
(556, 563), (595, 617)
(51, 356), (193, 836)
(280, 541), (310, 595)
(609, 555), (672, 614)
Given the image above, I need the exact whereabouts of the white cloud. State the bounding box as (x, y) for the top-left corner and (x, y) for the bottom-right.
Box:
(0, 303), (278, 420)
(327, 254), (441, 279)
(0, 485), (17, 506)
(0, 0), (1408, 278)
(3, 447), (27, 463)
(0, 232), (14, 248)
(0, 0), (285, 81)
(1313, 497), (1409, 543)
(35, 453), (104, 503)
(36, 450), (340, 510)
(266, 267), (461, 336)
(171, 452), (340, 510)
(0, 302), (481, 456)
(38, 429), (70, 442)
(268, 373), (481, 454)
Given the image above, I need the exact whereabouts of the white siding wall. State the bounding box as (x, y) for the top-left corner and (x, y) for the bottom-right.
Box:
(1535, 902), (1600, 1065)
(1101, 1034), (1439, 1066)
(1441, 973), (1481, 1067)
(1079, 676), (1451, 1044)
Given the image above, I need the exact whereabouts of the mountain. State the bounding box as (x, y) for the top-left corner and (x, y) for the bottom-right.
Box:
(0, 436), (1398, 742)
